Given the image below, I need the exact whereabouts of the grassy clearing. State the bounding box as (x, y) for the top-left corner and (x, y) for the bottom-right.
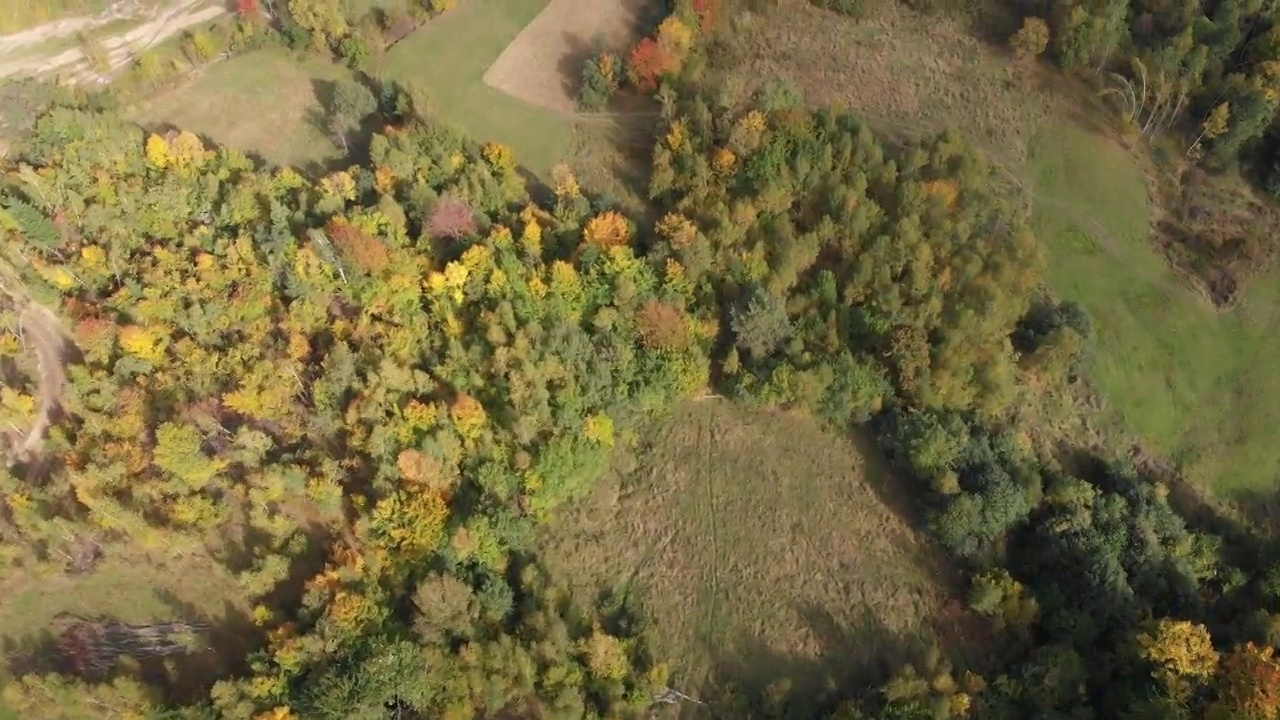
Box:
(134, 48), (355, 171)
(381, 0), (574, 177)
(537, 400), (983, 709)
(1028, 121), (1280, 495)
(716, 0), (1047, 165)
(0, 545), (254, 703)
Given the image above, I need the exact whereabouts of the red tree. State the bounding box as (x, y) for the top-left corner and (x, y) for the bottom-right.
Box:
(428, 195), (476, 240)
(235, 0), (262, 18)
(626, 38), (674, 91)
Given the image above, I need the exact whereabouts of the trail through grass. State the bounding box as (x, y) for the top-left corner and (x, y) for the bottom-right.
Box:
(1029, 121), (1280, 495)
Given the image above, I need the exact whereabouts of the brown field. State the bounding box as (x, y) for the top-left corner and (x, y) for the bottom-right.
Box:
(716, 0), (1049, 165)
(537, 400), (988, 711)
(483, 0), (651, 113)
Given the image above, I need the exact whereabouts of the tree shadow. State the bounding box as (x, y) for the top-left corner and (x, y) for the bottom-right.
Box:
(306, 76), (387, 173)
(572, 112), (662, 221)
(2, 628), (62, 678)
(145, 591), (262, 704)
(694, 603), (927, 719)
(557, 32), (598, 107)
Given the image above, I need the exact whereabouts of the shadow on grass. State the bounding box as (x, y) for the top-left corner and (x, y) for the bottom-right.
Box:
(146, 592), (260, 704)
(558, 32), (597, 108)
(692, 604), (926, 719)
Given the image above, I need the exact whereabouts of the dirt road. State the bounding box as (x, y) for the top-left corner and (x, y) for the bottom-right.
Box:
(0, 0), (225, 85)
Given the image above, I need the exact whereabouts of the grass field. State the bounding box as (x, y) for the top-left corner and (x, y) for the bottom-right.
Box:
(135, 48), (355, 171)
(537, 400), (984, 711)
(0, 544), (254, 704)
(381, 0), (575, 176)
(1028, 122), (1280, 495)
(718, 0), (1046, 166)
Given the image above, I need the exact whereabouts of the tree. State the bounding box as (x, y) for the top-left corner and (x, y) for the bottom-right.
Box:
(1010, 17), (1050, 62)
(1213, 642), (1280, 720)
(730, 291), (791, 358)
(1138, 619), (1219, 686)
(627, 38), (675, 91)
(286, 0), (348, 50)
(427, 194), (475, 239)
(325, 78), (376, 152)
(583, 210), (632, 247)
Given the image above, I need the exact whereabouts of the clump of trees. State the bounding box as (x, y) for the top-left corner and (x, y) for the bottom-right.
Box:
(0, 79), (706, 718)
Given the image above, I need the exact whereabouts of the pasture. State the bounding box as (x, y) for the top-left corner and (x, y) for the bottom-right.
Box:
(135, 48), (355, 171)
(0, 543), (254, 704)
(536, 400), (985, 711)
(381, 0), (575, 176)
(1029, 122), (1280, 496)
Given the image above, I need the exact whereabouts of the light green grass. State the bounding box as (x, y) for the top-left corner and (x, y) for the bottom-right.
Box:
(0, 545), (254, 703)
(134, 48), (355, 170)
(380, 0), (574, 176)
(1029, 121), (1280, 495)
(537, 400), (980, 709)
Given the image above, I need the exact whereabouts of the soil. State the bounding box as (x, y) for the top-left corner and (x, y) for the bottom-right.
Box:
(483, 0), (651, 114)
(0, 0), (225, 85)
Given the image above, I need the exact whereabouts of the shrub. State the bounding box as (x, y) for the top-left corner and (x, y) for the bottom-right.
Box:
(135, 51), (165, 86)
(186, 28), (220, 62)
(337, 31), (372, 69)
(1010, 17), (1050, 62)
(578, 52), (621, 112)
(427, 0), (457, 14)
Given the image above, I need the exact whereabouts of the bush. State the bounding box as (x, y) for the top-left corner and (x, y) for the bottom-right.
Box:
(337, 31), (372, 69)
(578, 52), (621, 112)
(1010, 17), (1050, 62)
(185, 28), (220, 63)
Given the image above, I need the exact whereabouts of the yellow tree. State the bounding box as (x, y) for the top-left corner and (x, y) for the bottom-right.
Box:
(1010, 17), (1050, 62)
(1138, 618), (1219, 690)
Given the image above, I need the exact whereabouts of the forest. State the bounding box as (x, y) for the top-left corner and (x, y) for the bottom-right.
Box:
(3, 0), (1280, 718)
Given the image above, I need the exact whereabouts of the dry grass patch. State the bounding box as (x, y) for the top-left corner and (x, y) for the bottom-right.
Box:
(537, 400), (986, 709)
(484, 0), (652, 113)
(134, 48), (353, 171)
(718, 0), (1047, 164)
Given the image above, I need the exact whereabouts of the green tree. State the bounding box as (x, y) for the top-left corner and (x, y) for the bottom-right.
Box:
(325, 78), (376, 153)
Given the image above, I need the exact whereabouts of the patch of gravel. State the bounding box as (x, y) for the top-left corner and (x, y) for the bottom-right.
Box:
(483, 0), (648, 114)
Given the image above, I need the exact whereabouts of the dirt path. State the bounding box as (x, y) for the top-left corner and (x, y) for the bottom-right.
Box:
(0, 0), (224, 85)
(0, 262), (73, 469)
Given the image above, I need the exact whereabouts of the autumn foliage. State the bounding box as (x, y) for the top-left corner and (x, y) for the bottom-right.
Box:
(328, 217), (390, 273)
(583, 211), (632, 248)
(427, 194), (476, 240)
(637, 300), (689, 350)
(626, 38), (675, 91)
(693, 0), (721, 29)
(1214, 643), (1280, 720)
(235, 0), (262, 18)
